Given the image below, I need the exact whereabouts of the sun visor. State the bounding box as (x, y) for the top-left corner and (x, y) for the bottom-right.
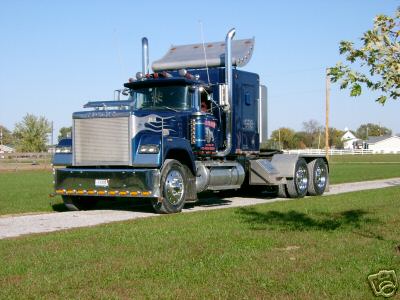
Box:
(152, 38), (255, 72)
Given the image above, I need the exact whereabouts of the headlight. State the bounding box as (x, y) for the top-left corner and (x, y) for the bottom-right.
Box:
(138, 144), (160, 154)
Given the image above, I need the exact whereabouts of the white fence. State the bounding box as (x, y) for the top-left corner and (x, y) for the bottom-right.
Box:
(0, 152), (52, 160)
(283, 149), (400, 155)
(0, 152), (52, 171)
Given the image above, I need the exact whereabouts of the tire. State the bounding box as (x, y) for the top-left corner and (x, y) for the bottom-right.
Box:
(307, 158), (328, 196)
(152, 159), (188, 214)
(277, 184), (289, 198)
(62, 195), (98, 211)
(286, 158), (309, 198)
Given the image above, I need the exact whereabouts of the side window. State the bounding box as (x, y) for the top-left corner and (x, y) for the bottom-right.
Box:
(134, 92), (144, 108)
(201, 91), (211, 112)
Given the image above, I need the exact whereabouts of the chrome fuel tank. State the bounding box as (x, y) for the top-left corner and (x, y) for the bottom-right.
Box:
(195, 161), (245, 192)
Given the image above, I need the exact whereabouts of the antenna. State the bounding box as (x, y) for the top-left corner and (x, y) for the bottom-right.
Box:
(112, 28), (126, 82)
(199, 20), (211, 85)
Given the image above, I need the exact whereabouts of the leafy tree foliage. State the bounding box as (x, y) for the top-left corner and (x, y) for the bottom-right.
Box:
(356, 123), (392, 140)
(267, 122), (390, 150)
(267, 124), (348, 150)
(329, 7), (400, 104)
(58, 126), (72, 142)
(0, 125), (14, 145)
(294, 132), (308, 149)
(269, 127), (297, 149)
(302, 120), (323, 148)
(13, 114), (51, 152)
(326, 127), (345, 149)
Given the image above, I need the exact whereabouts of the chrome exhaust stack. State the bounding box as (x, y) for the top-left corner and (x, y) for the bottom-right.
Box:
(141, 37), (149, 75)
(215, 28), (236, 157)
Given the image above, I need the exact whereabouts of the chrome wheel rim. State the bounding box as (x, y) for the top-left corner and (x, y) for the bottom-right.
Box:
(315, 165), (327, 189)
(295, 164), (308, 193)
(164, 170), (184, 205)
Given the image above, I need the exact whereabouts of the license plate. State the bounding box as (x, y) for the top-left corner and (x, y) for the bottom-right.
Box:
(95, 179), (109, 187)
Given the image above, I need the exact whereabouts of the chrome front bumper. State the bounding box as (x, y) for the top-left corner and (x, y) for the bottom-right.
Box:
(55, 168), (160, 198)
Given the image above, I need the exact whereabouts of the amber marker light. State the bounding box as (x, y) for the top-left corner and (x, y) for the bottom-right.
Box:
(142, 191), (152, 196)
(98, 190), (107, 196)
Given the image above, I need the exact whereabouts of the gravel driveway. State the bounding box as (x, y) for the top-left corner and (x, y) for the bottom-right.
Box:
(1, 177), (399, 239)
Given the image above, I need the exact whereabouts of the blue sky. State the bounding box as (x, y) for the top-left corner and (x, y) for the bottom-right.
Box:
(0, 0), (399, 140)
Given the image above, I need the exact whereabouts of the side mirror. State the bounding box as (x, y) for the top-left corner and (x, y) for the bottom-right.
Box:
(121, 88), (129, 96)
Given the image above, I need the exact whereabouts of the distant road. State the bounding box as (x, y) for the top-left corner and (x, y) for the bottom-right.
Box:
(1, 177), (400, 239)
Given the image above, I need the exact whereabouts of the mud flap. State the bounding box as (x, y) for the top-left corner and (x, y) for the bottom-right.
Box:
(185, 166), (198, 202)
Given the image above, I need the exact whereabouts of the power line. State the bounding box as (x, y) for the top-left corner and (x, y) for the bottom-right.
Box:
(263, 66), (326, 77)
(271, 88), (324, 98)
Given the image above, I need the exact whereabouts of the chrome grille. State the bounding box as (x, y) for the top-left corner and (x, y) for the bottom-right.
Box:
(74, 117), (130, 165)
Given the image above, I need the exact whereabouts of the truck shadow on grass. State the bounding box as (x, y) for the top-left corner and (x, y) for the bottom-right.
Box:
(52, 196), (234, 213)
(236, 207), (384, 240)
(51, 198), (156, 213)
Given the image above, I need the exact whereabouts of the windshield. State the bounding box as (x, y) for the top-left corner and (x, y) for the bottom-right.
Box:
(132, 86), (191, 110)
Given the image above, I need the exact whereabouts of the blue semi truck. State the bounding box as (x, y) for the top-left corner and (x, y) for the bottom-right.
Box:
(53, 28), (329, 213)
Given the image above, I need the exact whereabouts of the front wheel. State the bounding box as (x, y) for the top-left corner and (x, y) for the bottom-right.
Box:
(152, 159), (188, 214)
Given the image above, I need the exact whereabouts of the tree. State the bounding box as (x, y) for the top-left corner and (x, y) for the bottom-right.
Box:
(302, 119), (323, 148)
(13, 114), (51, 152)
(58, 126), (72, 142)
(325, 127), (345, 149)
(356, 123), (392, 140)
(294, 132), (308, 149)
(0, 125), (14, 145)
(270, 127), (297, 149)
(329, 7), (400, 104)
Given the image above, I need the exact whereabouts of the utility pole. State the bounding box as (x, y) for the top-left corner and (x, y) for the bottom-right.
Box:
(278, 129), (281, 150)
(325, 68), (330, 160)
(318, 130), (321, 149)
(51, 121), (54, 146)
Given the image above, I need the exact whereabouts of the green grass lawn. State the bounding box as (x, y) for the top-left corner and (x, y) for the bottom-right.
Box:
(0, 171), (62, 215)
(329, 154), (400, 184)
(0, 187), (399, 299)
(330, 154), (400, 163)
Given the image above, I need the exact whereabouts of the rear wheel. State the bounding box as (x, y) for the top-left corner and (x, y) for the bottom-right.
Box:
(152, 159), (188, 214)
(307, 158), (328, 195)
(277, 184), (288, 198)
(62, 196), (98, 211)
(286, 158), (309, 198)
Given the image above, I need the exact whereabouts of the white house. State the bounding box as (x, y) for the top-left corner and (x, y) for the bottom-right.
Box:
(365, 135), (400, 153)
(0, 145), (14, 153)
(341, 129), (361, 149)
